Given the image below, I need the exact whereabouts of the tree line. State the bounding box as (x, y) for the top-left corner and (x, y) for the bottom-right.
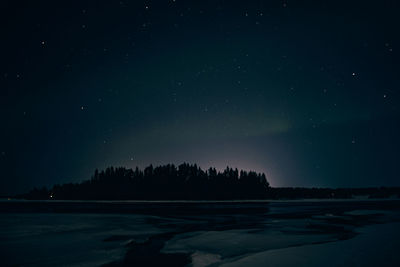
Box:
(20, 163), (400, 200)
(23, 163), (269, 200)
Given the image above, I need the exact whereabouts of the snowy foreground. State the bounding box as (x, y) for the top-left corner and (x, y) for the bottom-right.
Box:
(0, 200), (399, 266)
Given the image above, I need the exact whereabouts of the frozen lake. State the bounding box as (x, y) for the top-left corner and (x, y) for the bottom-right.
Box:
(0, 200), (399, 266)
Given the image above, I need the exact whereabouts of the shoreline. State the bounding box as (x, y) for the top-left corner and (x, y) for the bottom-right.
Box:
(1, 198), (399, 203)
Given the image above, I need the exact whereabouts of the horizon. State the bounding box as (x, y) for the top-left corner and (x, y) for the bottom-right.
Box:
(15, 161), (400, 201)
(3, 160), (400, 195)
(41, 162), (400, 190)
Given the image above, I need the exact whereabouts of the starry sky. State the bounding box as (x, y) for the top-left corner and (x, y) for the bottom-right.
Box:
(1, 0), (399, 194)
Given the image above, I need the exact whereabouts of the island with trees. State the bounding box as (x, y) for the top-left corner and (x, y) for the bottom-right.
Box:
(18, 163), (400, 200)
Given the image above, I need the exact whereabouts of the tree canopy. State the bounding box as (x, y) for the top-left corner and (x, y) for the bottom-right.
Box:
(24, 163), (269, 200)
(20, 163), (400, 200)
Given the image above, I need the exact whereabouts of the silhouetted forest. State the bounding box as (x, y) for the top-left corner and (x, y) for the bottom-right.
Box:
(22, 163), (269, 200)
(19, 163), (400, 200)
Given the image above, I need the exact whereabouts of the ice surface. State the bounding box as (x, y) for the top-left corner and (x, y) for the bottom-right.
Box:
(220, 223), (400, 267)
(0, 200), (399, 266)
(162, 228), (335, 258)
(0, 213), (163, 266)
(190, 251), (222, 267)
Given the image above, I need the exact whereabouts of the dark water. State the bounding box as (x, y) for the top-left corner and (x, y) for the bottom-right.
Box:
(0, 200), (399, 266)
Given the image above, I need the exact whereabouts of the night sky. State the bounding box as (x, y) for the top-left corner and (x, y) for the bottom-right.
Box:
(1, 0), (399, 194)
